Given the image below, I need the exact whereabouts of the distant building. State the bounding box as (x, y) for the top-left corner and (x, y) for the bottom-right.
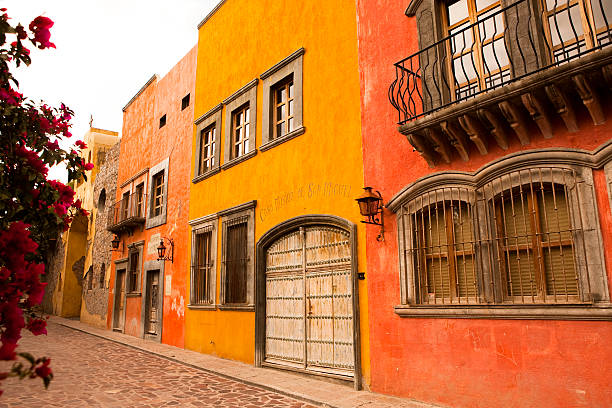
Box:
(107, 47), (196, 345)
(43, 127), (119, 318)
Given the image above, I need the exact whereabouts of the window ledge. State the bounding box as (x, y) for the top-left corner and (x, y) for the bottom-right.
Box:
(217, 304), (255, 312)
(394, 304), (612, 321)
(126, 292), (142, 298)
(192, 167), (221, 184)
(221, 150), (257, 170)
(260, 127), (306, 152)
(187, 304), (216, 310)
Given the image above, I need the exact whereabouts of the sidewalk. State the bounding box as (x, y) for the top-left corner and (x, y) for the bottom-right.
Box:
(51, 316), (444, 408)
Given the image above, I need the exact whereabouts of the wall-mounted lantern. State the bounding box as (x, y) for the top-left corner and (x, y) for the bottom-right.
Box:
(111, 234), (122, 252)
(157, 237), (174, 263)
(356, 187), (384, 241)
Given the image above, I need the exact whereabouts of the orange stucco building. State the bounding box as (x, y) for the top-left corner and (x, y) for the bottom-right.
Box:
(356, 1), (612, 407)
(106, 47), (196, 347)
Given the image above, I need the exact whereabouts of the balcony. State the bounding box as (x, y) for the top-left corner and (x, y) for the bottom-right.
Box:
(389, 0), (612, 166)
(107, 192), (146, 233)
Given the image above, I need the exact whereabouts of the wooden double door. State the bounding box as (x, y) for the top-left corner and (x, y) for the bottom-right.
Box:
(264, 225), (355, 378)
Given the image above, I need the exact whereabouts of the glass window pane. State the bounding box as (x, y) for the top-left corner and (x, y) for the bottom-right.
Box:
(288, 117), (294, 132)
(289, 82), (294, 98)
(245, 107), (250, 123)
(236, 111), (243, 125)
(450, 22), (474, 53)
(453, 54), (478, 84)
(288, 100), (294, 116)
(593, 0), (612, 31)
(478, 8), (504, 41)
(476, 0), (498, 11)
(482, 39), (509, 73)
(448, 0), (469, 26)
(276, 122), (285, 137)
(245, 123), (249, 138)
(548, 6), (584, 46)
(244, 139), (249, 153)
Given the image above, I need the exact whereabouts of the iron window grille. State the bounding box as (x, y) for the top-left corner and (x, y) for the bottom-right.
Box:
(191, 226), (214, 305)
(400, 167), (592, 305)
(222, 216), (249, 304)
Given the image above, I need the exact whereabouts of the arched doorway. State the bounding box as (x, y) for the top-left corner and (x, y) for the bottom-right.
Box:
(255, 215), (361, 389)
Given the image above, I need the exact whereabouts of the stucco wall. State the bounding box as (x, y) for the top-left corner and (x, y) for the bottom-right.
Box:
(356, 1), (612, 407)
(81, 141), (120, 328)
(187, 0), (369, 384)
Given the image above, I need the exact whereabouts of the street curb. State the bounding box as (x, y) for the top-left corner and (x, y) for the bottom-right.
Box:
(56, 321), (334, 408)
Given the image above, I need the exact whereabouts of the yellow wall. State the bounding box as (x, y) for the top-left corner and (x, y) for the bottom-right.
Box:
(187, 0), (369, 384)
(58, 216), (88, 317)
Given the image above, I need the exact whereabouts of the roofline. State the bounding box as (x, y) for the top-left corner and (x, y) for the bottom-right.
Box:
(197, 0), (227, 29)
(122, 74), (158, 112)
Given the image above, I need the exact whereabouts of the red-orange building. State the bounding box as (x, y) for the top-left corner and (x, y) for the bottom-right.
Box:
(357, 1), (612, 407)
(106, 47), (196, 347)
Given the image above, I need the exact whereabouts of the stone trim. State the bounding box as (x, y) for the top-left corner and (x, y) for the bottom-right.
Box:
(189, 214), (218, 307)
(604, 160), (612, 216)
(223, 80), (258, 166)
(261, 49), (305, 147)
(120, 167), (149, 189)
(217, 304), (255, 311)
(254, 214), (362, 390)
(405, 0), (424, 17)
(146, 157), (169, 229)
(193, 104), (222, 181)
(259, 127), (306, 152)
(394, 304), (612, 320)
(387, 142), (612, 211)
(140, 259), (164, 343)
(219, 201), (257, 308)
(218, 200), (256, 217)
(220, 149), (257, 170)
(197, 0), (227, 29)
(187, 304), (217, 310)
(123, 75), (157, 112)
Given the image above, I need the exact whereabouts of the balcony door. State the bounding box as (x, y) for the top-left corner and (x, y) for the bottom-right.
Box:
(445, 0), (511, 100)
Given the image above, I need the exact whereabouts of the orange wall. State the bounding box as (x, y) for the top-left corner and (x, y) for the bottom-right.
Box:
(356, 1), (612, 407)
(107, 47), (196, 348)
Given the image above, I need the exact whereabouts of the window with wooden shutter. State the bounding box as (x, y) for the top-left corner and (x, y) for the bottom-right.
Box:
(398, 165), (598, 309)
(413, 196), (479, 304)
(495, 184), (578, 303)
(224, 220), (248, 304)
(128, 251), (139, 293)
(192, 228), (214, 305)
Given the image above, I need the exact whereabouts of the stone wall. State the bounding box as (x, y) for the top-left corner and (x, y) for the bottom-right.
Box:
(81, 141), (120, 323)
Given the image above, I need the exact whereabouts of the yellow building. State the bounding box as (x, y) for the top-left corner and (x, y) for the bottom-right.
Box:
(186, 0), (369, 388)
(45, 127), (119, 319)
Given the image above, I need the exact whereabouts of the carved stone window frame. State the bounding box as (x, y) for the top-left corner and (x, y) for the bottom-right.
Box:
(188, 213), (218, 309)
(260, 48), (305, 152)
(222, 80), (258, 170)
(388, 147), (612, 320)
(218, 200), (256, 310)
(146, 157), (169, 229)
(193, 104), (222, 183)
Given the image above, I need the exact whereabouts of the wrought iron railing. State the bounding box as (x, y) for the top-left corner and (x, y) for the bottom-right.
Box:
(389, 0), (612, 124)
(108, 192), (146, 228)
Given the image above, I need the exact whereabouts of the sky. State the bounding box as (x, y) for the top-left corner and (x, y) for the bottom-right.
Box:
(3, 0), (219, 181)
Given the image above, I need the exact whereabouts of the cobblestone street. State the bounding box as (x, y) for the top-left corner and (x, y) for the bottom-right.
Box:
(0, 323), (316, 408)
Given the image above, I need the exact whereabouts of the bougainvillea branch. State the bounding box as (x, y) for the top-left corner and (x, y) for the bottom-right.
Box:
(0, 8), (92, 394)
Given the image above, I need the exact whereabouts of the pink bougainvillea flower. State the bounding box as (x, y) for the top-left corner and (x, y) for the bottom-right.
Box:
(34, 359), (51, 379)
(28, 16), (55, 49)
(75, 140), (87, 149)
(15, 24), (27, 40)
(26, 318), (47, 336)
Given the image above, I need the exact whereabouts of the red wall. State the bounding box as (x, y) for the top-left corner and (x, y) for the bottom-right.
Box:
(356, 2), (612, 407)
(107, 47), (196, 348)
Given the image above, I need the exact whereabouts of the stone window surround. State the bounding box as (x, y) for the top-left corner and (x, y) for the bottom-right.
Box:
(222, 79), (258, 170)
(188, 213), (218, 310)
(112, 257), (128, 332)
(218, 200), (257, 310)
(140, 259), (164, 343)
(260, 48), (306, 152)
(126, 240), (144, 295)
(193, 104), (222, 183)
(387, 145), (612, 320)
(146, 158), (169, 229)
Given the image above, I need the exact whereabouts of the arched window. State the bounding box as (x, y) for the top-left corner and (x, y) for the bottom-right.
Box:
(394, 159), (608, 313)
(98, 189), (106, 213)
